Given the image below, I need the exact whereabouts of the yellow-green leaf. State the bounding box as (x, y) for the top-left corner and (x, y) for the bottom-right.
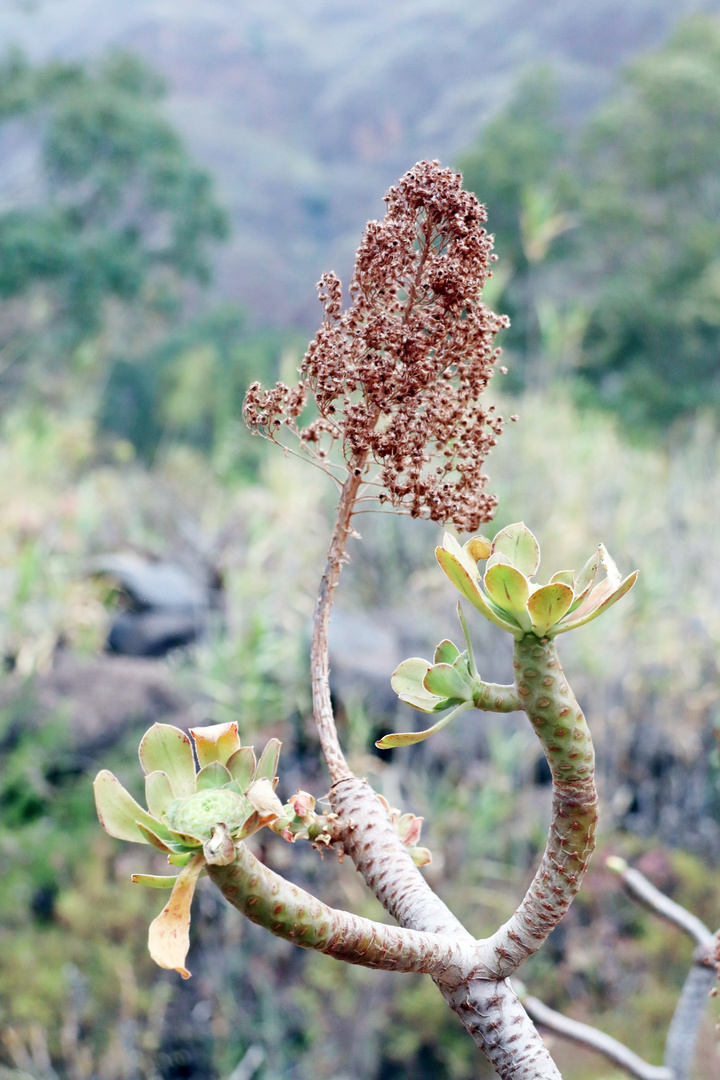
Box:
(139, 725), (196, 798)
(132, 873), (180, 889)
(226, 747), (256, 791)
(555, 571), (638, 634)
(392, 657), (433, 699)
(423, 663), (469, 700)
(398, 692), (453, 713)
(375, 705), (466, 749)
(527, 582), (574, 636)
(94, 770), (170, 845)
(435, 547), (520, 635)
(433, 639), (460, 665)
(254, 738), (281, 785)
(189, 722), (241, 768)
(484, 563), (532, 631)
(145, 771), (175, 819)
(196, 762), (232, 791)
(490, 522), (540, 577)
(137, 821), (175, 853)
(148, 852), (206, 978)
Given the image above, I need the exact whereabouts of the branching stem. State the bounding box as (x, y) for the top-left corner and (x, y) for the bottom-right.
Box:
(208, 844), (481, 983)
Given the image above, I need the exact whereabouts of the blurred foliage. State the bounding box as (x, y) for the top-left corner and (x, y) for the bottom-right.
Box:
(0, 49), (227, 403)
(574, 16), (720, 426)
(460, 14), (720, 429)
(100, 311), (309, 464)
(0, 46), (310, 471)
(458, 68), (572, 388)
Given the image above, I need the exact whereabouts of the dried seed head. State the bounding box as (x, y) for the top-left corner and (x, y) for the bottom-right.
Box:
(243, 160), (509, 532)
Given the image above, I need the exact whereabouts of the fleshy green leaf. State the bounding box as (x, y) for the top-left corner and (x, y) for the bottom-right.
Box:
(452, 651), (470, 674)
(196, 762), (233, 791)
(222, 779), (246, 796)
(435, 547), (521, 635)
(549, 570), (574, 589)
(375, 710), (458, 749)
(164, 823), (205, 847)
(132, 873), (180, 889)
(94, 770), (171, 845)
(168, 851), (194, 868)
(555, 570), (638, 634)
(573, 548), (600, 600)
(423, 663), (470, 700)
(236, 811), (262, 840)
(599, 543), (621, 588)
(137, 821), (175, 853)
(226, 747), (256, 791)
(490, 522), (540, 578)
(254, 738), (281, 785)
(441, 532), (481, 580)
(148, 852), (206, 978)
(527, 582), (574, 636)
(189, 722), (241, 768)
(145, 771), (175, 819)
(139, 725), (196, 798)
(397, 692), (453, 713)
(485, 551), (513, 571)
(483, 564), (532, 631)
(433, 639), (460, 665)
(392, 657), (433, 699)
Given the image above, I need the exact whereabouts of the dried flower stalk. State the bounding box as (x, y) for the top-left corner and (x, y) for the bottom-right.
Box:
(243, 159), (508, 532)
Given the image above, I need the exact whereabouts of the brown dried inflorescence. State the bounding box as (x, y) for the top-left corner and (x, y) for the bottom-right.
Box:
(243, 160), (509, 532)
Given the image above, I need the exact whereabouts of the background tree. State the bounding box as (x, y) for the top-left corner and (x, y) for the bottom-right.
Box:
(458, 69), (574, 389)
(459, 15), (720, 429)
(571, 15), (720, 427)
(0, 50), (228, 415)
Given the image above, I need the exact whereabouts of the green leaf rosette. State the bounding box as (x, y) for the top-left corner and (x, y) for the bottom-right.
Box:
(94, 722), (285, 977)
(435, 523), (637, 639)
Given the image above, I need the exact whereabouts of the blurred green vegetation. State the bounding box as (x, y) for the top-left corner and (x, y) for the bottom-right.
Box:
(1, 15), (720, 1080)
(460, 14), (720, 429)
(0, 47), (304, 469)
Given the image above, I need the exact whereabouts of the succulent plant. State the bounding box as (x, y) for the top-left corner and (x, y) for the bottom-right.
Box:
(378, 523), (636, 752)
(378, 602), (520, 748)
(94, 721), (289, 977)
(436, 522), (637, 638)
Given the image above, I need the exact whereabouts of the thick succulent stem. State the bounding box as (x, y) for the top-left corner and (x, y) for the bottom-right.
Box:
(473, 636), (597, 977)
(513, 635), (594, 783)
(332, 778), (563, 1080)
(207, 843), (477, 982)
(331, 776), (474, 938)
(443, 981), (562, 1080)
(474, 682), (522, 712)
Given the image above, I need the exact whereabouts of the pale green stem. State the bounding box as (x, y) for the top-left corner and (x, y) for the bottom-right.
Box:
(207, 842), (479, 983)
(473, 682), (521, 712)
(457, 601), (478, 679)
(471, 634), (598, 977)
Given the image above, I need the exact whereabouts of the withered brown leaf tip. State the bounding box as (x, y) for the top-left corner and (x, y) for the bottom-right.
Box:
(243, 160), (509, 533)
